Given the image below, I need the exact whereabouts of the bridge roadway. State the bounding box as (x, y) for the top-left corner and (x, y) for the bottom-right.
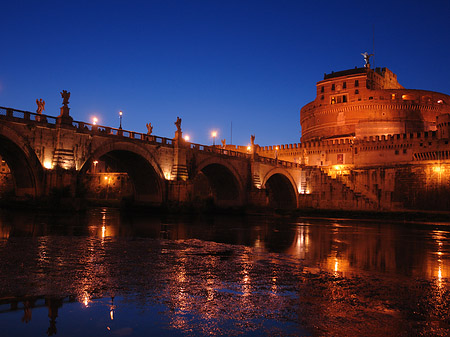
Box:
(0, 106), (307, 209)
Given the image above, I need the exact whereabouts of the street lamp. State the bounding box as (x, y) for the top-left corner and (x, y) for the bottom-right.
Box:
(184, 135), (190, 142)
(93, 117), (98, 125)
(119, 111), (123, 129)
(211, 131), (217, 146)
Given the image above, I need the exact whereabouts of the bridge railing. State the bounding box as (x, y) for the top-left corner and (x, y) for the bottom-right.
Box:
(0, 106), (57, 125)
(188, 143), (251, 158)
(72, 120), (174, 145)
(255, 155), (303, 168)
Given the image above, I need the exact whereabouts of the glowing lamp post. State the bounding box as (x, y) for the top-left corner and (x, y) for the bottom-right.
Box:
(211, 131), (217, 146)
(93, 117), (98, 125)
(184, 135), (190, 142)
(119, 111), (123, 129)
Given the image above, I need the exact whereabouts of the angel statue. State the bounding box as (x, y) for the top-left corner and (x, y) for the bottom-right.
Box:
(361, 52), (374, 68)
(221, 139), (226, 148)
(250, 134), (255, 146)
(146, 123), (153, 135)
(174, 117), (182, 132)
(36, 98), (45, 114)
(60, 90), (70, 106)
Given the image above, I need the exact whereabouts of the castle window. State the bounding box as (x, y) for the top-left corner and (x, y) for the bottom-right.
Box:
(343, 95), (347, 103)
(343, 82), (346, 89)
(395, 150), (399, 155)
(369, 96), (373, 100)
(355, 80), (359, 87)
(321, 86), (324, 93)
(321, 95), (324, 100)
(355, 89), (359, 94)
(391, 94), (396, 100)
(403, 149), (407, 154)
(331, 97), (336, 104)
(331, 84), (335, 90)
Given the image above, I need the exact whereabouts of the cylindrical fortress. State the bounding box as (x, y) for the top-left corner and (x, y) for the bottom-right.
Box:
(300, 67), (450, 141)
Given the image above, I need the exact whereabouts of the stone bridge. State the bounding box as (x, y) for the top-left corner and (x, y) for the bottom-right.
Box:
(0, 104), (309, 209)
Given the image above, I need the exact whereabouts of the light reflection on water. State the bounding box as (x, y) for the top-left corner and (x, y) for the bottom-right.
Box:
(0, 208), (450, 336)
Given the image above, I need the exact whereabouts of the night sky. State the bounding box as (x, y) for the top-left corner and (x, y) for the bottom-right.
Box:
(2, 0), (449, 146)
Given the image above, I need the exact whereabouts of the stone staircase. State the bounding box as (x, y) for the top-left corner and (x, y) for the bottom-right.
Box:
(319, 167), (403, 211)
(316, 167), (378, 210)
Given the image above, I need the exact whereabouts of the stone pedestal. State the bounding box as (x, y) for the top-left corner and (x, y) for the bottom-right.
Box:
(171, 130), (188, 181)
(57, 106), (73, 126)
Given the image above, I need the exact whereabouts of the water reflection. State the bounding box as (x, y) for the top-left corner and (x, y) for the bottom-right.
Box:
(0, 208), (449, 335)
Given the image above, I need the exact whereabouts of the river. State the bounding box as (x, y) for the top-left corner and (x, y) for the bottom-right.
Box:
(0, 208), (449, 336)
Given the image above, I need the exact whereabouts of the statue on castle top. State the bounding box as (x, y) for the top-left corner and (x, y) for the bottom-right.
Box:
(361, 52), (373, 68)
(251, 134), (255, 146)
(146, 123), (153, 135)
(175, 116), (182, 132)
(221, 139), (226, 148)
(60, 90), (70, 106)
(36, 98), (45, 114)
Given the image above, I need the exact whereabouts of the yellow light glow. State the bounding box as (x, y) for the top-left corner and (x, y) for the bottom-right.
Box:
(247, 146), (251, 151)
(43, 161), (52, 169)
(164, 171), (171, 180)
(119, 111), (123, 116)
(93, 117), (98, 125)
(184, 135), (190, 141)
(433, 166), (441, 173)
(110, 309), (114, 320)
(83, 294), (90, 307)
(104, 176), (108, 180)
(211, 131), (217, 138)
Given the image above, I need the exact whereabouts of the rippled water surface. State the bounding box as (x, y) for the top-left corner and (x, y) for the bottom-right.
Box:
(0, 208), (450, 336)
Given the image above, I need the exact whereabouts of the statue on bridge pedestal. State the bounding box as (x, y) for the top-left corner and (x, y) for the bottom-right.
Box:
(174, 116), (183, 142)
(146, 123), (153, 135)
(221, 139), (226, 148)
(60, 90), (70, 107)
(57, 90), (73, 125)
(35, 98), (47, 122)
(174, 117), (182, 132)
(251, 134), (255, 146)
(36, 99), (45, 114)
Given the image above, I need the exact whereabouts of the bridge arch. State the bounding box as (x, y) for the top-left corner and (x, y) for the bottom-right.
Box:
(194, 157), (245, 207)
(0, 124), (43, 198)
(261, 168), (298, 209)
(80, 141), (165, 204)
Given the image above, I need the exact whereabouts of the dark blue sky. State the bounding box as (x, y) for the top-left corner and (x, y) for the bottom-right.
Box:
(2, 0), (449, 146)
